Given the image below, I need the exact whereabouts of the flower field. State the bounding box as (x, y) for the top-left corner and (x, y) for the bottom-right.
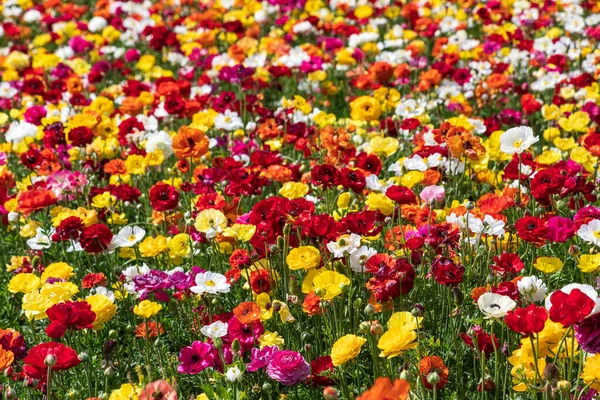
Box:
(1, 0), (600, 399)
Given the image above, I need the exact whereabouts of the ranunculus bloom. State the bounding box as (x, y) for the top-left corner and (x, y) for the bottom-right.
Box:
(357, 377), (410, 400)
(139, 379), (178, 400)
(149, 182), (180, 212)
(419, 355), (449, 390)
(266, 350), (310, 386)
(505, 304), (548, 336)
(46, 301), (96, 338)
(177, 341), (217, 374)
(80, 224), (113, 253)
(575, 313), (600, 354)
(419, 185), (445, 203)
(546, 284), (600, 327)
(24, 342), (80, 379)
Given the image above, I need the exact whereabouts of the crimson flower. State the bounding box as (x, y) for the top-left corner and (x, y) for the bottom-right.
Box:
(547, 285), (599, 327)
(24, 342), (80, 379)
(149, 182), (180, 212)
(80, 223), (113, 253)
(385, 185), (417, 205)
(505, 304), (548, 335)
(45, 301), (96, 338)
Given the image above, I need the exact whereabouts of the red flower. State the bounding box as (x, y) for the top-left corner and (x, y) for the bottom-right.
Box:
(80, 224), (113, 253)
(505, 304), (548, 335)
(490, 253), (524, 276)
(385, 185), (417, 205)
(460, 326), (499, 357)
(429, 257), (465, 287)
(308, 356), (336, 386)
(24, 342), (80, 379)
(311, 164), (340, 189)
(249, 269), (271, 294)
(419, 356), (449, 390)
(356, 152), (382, 175)
(68, 126), (95, 146)
(149, 182), (180, 212)
(52, 216), (85, 241)
(491, 281), (519, 301)
(514, 216), (548, 247)
(340, 167), (366, 193)
(548, 288), (596, 327)
(46, 301), (96, 338)
(366, 255), (415, 302)
(81, 272), (107, 289)
(17, 188), (57, 215)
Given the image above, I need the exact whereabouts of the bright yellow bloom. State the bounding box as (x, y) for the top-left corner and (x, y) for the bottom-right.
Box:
(41, 262), (74, 283)
(194, 209), (228, 235)
(387, 311), (422, 331)
(133, 300), (163, 319)
(86, 294), (117, 330)
(8, 273), (41, 294)
(312, 270), (350, 300)
(109, 383), (140, 400)
(378, 326), (418, 358)
(350, 96), (381, 122)
(582, 354), (600, 391)
(533, 257), (563, 274)
(139, 236), (169, 258)
(168, 233), (191, 258)
(222, 224), (256, 242)
(258, 331), (285, 349)
(91, 191), (117, 209)
(125, 154), (147, 175)
(286, 246), (321, 270)
(279, 182), (309, 199)
(22, 282), (79, 320)
(331, 334), (367, 366)
(578, 254), (600, 273)
(365, 192), (395, 216)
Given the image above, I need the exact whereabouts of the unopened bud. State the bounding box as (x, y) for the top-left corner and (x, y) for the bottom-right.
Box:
(399, 370), (412, 381)
(569, 245), (580, 256)
(262, 382), (272, 392)
(104, 366), (115, 377)
(213, 338), (223, 349)
(427, 371), (441, 385)
(557, 380), (571, 392)
(232, 338), (241, 353)
(78, 352), (90, 362)
(411, 307), (423, 318)
(323, 386), (338, 400)
(44, 354), (57, 367)
(353, 297), (362, 309)
(370, 322), (384, 337)
(452, 287), (464, 306)
(301, 332), (312, 342)
(358, 321), (371, 334)
(6, 387), (17, 400)
(466, 201), (475, 210)
(276, 236), (285, 250)
(364, 304), (375, 315)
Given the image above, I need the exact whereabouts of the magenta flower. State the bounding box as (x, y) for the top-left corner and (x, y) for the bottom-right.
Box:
(266, 350), (310, 386)
(177, 341), (217, 374)
(227, 317), (264, 351)
(247, 346), (280, 372)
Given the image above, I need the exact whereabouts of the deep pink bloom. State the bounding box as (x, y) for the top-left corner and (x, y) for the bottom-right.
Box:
(177, 341), (217, 374)
(266, 350), (310, 386)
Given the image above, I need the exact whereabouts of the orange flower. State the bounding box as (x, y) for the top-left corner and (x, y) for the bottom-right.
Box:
(470, 286), (489, 302)
(135, 321), (164, 338)
(17, 188), (57, 215)
(303, 292), (322, 316)
(66, 75), (83, 94)
(419, 356), (449, 390)
(104, 159), (127, 175)
(446, 130), (486, 160)
(120, 97), (144, 116)
(357, 377), (410, 400)
(422, 169), (441, 186)
(233, 302), (261, 325)
(172, 126), (209, 159)
(486, 73), (508, 89)
(0, 347), (14, 370)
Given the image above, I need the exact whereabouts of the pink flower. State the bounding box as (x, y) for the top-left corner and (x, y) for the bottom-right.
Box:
(124, 49), (141, 62)
(420, 185), (445, 204)
(177, 341), (217, 374)
(139, 380), (178, 400)
(266, 350), (310, 386)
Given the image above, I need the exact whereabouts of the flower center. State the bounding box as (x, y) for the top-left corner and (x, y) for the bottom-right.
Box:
(205, 280), (216, 287)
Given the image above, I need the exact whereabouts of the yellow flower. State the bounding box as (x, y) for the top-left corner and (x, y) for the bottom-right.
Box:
(133, 300), (163, 319)
(571, 146), (598, 173)
(578, 254), (600, 273)
(350, 96), (381, 122)
(553, 137), (576, 151)
(582, 354), (600, 391)
(279, 182), (309, 199)
(365, 192), (395, 216)
(256, 293), (274, 321)
(4, 51), (30, 70)
(331, 334), (367, 366)
(312, 270), (350, 300)
(91, 191), (117, 209)
(558, 111), (590, 133)
(168, 233), (191, 258)
(286, 246), (321, 270)
(509, 352), (546, 392)
(541, 104), (560, 121)
(136, 55), (155, 72)
(41, 262), (74, 283)
(337, 192), (352, 209)
(258, 331), (285, 349)
(387, 311), (422, 331)
(369, 136), (399, 157)
(8, 273), (41, 294)
(125, 155), (147, 175)
(195, 395), (209, 400)
(22, 282), (79, 320)
(139, 236), (169, 258)
(86, 294), (117, 330)
(222, 224), (256, 242)
(194, 209), (228, 236)
(6, 256), (29, 272)
(377, 326), (418, 358)
(533, 257), (563, 274)
(109, 383), (140, 400)
(400, 171), (424, 188)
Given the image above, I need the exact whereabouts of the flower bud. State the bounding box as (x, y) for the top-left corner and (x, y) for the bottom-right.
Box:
(353, 298), (362, 309)
(232, 339), (241, 353)
(452, 287), (464, 306)
(543, 362), (559, 382)
(104, 366), (115, 377)
(364, 304), (375, 315)
(466, 201), (475, 210)
(283, 223), (291, 236)
(213, 338), (223, 349)
(4, 366), (14, 377)
(44, 354), (57, 367)
(557, 380), (571, 393)
(6, 387), (17, 400)
(569, 245), (580, 256)
(358, 321), (371, 334)
(370, 322), (384, 337)
(427, 371), (441, 385)
(323, 387), (338, 400)
(276, 236), (285, 250)
(399, 370), (412, 381)
(262, 382), (272, 392)
(411, 307), (423, 318)
(78, 352), (90, 362)
(31, 256), (40, 270)
(154, 337), (161, 346)
(301, 332), (312, 343)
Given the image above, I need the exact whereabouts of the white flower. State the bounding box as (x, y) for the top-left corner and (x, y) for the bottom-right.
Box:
(467, 214), (505, 236)
(145, 131), (173, 158)
(477, 293), (516, 319)
(214, 110), (243, 131)
(499, 126), (539, 155)
(517, 276), (547, 303)
(191, 272), (230, 295)
(91, 287), (115, 302)
(5, 121), (38, 144)
(114, 226), (146, 248)
(395, 99), (424, 118)
(292, 21), (313, 34)
(225, 366), (243, 383)
(577, 219), (600, 246)
(349, 246), (377, 273)
(545, 283), (600, 318)
(26, 228), (53, 250)
(88, 17), (108, 32)
(22, 9), (41, 22)
(326, 233), (362, 258)
(200, 321), (228, 339)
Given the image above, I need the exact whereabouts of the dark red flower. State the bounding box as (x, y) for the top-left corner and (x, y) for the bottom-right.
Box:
(460, 325), (499, 357)
(505, 304), (548, 335)
(52, 216), (85, 242)
(80, 224), (113, 253)
(514, 216), (548, 247)
(366, 255), (415, 302)
(308, 356), (336, 386)
(68, 126), (95, 147)
(149, 183), (180, 212)
(311, 164), (340, 189)
(340, 168), (366, 193)
(430, 257), (464, 287)
(24, 342), (80, 379)
(490, 253), (524, 276)
(492, 281), (519, 301)
(45, 301), (96, 338)
(385, 185), (417, 205)
(356, 152), (382, 175)
(249, 269), (271, 295)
